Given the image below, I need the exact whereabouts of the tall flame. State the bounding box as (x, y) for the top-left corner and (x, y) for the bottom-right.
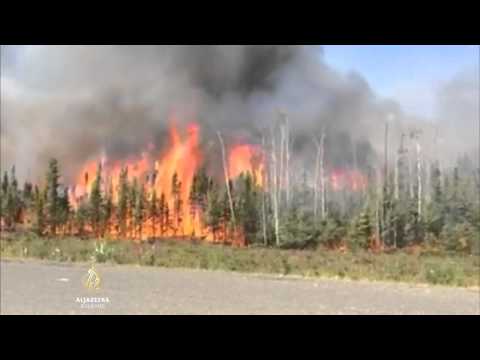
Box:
(153, 121), (202, 236)
(69, 119), (204, 238)
(228, 144), (264, 186)
(68, 119), (267, 243)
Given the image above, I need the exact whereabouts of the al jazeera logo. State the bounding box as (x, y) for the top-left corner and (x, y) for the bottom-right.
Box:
(75, 264), (110, 309)
(83, 264), (101, 290)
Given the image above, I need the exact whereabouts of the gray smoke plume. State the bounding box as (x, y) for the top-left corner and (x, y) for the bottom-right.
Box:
(1, 45), (478, 184)
(435, 66), (479, 165)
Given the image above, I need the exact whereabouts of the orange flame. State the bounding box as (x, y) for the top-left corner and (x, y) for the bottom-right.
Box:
(329, 168), (367, 192)
(69, 119), (264, 246)
(153, 121), (202, 237)
(228, 144), (264, 186)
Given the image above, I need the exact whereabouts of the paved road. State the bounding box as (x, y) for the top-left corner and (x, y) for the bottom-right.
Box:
(1, 260), (479, 314)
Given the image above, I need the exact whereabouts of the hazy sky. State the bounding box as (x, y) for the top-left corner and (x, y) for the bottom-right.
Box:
(321, 45), (479, 119)
(2, 45), (479, 120)
(1, 45), (478, 181)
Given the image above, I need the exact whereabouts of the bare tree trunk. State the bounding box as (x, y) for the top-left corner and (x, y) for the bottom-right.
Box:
(426, 127), (440, 205)
(384, 122), (389, 190)
(313, 137), (321, 219)
(393, 149), (398, 248)
(261, 133), (268, 246)
(394, 150), (399, 200)
(383, 122), (389, 246)
(433, 125), (441, 180)
(415, 140), (422, 218)
(270, 127), (280, 247)
(279, 122), (285, 207)
(319, 131), (326, 220)
(375, 169), (382, 248)
(313, 130), (326, 220)
(285, 116), (291, 207)
(216, 131), (236, 229)
(408, 150), (414, 199)
(425, 157), (432, 204)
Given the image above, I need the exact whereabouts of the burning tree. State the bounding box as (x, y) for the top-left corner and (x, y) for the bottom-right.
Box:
(1, 117), (478, 255)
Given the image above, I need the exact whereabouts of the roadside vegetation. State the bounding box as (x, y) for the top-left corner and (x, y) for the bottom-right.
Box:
(2, 232), (478, 287)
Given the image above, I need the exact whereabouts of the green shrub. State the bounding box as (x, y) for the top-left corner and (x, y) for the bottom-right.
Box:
(424, 262), (462, 285)
(139, 249), (156, 266)
(2, 234), (478, 287)
(93, 241), (115, 263)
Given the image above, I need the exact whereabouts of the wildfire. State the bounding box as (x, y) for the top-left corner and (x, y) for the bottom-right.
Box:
(228, 144), (264, 186)
(329, 168), (367, 192)
(153, 121), (202, 237)
(68, 119), (265, 242)
(70, 159), (100, 207)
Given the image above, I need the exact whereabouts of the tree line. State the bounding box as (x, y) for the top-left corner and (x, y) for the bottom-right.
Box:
(1, 127), (479, 254)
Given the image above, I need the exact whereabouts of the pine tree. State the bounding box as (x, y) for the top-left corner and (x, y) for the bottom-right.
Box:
(171, 172), (183, 235)
(0, 171), (8, 223)
(404, 197), (424, 245)
(89, 164), (103, 237)
(75, 201), (89, 237)
(134, 184), (146, 240)
(218, 180), (236, 243)
(159, 192), (168, 236)
(236, 173), (259, 245)
(3, 166), (21, 230)
(22, 181), (33, 206)
(129, 178), (139, 239)
(148, 189), (158, 238)
(33, 185), (46, 235)
(1, 171), (8, 196)
(381, 186), (395, 247)
(0, 175), (5, 227)
(351, 208), (372, 249)
(205, 183), (222, 241)
(45, 159), (60, 235)
(189, 173), (199, 236)
(196, 168), (210, 214)
(12, 167), (20, 218)
(117, 167), (129, 238)
(102, 183), (114, 237)
(424, 161), (445, 238)
(58, 187), (71, 235)
(18, 181), (34, 226)
(430, 161), (442, 204)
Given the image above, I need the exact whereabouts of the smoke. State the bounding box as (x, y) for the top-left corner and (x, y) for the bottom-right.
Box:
(434, 66), (479, 165)
(1, 45), (477, 184)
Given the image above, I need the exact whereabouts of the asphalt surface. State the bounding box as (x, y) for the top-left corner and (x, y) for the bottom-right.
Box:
(1, 259), (479, 314)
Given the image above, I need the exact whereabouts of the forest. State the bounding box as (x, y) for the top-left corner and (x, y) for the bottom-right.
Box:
(1, 118), (479, 257)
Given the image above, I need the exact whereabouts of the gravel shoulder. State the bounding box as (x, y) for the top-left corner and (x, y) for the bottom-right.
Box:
(1, 259), (479, 314)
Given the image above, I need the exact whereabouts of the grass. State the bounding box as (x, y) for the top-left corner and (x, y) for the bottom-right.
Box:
(1, 232), (479, 287)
